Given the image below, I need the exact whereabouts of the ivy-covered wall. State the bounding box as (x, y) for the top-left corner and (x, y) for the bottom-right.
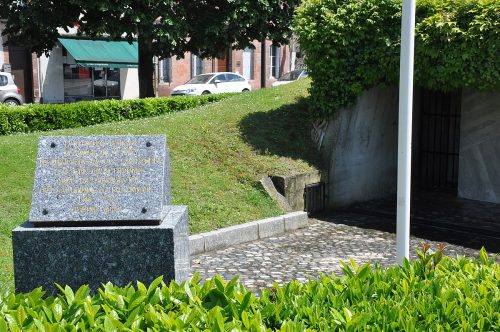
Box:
(295, 0), (500, 118)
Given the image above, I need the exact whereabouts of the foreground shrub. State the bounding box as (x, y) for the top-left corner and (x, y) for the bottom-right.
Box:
(0, 248), (498, 331)
(295, 0), (500, 117)
(0, 94), (231, 135)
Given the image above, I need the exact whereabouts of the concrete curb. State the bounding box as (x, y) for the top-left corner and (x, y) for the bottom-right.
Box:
(189, 211), (309, 255)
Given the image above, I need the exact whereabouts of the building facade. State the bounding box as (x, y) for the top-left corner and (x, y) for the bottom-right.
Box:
(157, 40), (292, 97)
(37, 36), (140, 104)
(1, 24), (297, 104)
(1, 21), (40, 104)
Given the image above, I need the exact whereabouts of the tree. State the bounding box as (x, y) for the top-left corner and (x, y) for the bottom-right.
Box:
(1, 0), (300, 98)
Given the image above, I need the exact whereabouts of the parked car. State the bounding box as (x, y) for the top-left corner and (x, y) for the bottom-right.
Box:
(0, 72), (24, 106)
(272, 69), (308, 87)
(171, 72), (251, 96)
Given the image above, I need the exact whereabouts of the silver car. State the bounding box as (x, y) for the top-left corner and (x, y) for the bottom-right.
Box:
(0, 72), (24, 106)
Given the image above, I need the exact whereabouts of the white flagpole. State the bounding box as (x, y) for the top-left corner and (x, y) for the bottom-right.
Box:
(396, 0), (416, 264)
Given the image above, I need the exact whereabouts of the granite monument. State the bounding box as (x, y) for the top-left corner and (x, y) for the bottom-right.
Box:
(12, 135), (190, 293)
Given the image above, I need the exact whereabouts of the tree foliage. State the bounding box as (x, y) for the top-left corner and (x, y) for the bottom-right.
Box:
(294, 0), (500, 118)
(0, 0), (300, 97)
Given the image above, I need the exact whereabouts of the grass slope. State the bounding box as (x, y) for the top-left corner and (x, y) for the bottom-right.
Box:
(0, 79), (320, 291)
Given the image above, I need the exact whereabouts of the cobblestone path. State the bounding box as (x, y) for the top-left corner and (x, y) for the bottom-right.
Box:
(191, 218), (483, 292)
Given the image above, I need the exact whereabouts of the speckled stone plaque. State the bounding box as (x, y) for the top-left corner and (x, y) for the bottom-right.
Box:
(29, 135), (171, 225)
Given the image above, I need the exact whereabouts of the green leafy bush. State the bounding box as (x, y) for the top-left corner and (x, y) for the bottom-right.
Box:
(1, 247), (498, 331)
(0, 94), (231, 135)
(294, 0), (500, 117)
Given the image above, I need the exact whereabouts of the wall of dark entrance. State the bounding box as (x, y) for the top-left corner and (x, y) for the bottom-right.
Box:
(8, 46), (33, 103)
(458, 90), (500, 203)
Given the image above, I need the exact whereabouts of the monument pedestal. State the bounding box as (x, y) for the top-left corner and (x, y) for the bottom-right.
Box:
(13, 206), (190, 293)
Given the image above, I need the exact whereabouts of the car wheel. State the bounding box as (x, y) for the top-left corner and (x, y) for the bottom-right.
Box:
(4, 99), (20, 106)
(242, 89), (250, 92)
(202, 91), (211, 95)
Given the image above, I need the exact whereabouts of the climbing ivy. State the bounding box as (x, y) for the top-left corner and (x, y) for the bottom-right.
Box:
(294, 0), (500, 117)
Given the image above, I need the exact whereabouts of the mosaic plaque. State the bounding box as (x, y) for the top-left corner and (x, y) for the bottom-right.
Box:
(29, 135), (171, 225)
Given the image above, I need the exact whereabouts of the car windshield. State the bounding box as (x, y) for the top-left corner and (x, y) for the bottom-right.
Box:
(186, 74), (215, 84)
(278, 70), (303, 81)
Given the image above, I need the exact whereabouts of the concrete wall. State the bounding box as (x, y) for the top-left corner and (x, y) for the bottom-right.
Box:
(272, 171), (325, 211)
(31, 54), (40, 103)
(458, 90), (500, 203)
(120, 68), (139, 100)
(39, 47), (64, 103)
(322, 86), (399, 207)
(0, 22), (5, 66)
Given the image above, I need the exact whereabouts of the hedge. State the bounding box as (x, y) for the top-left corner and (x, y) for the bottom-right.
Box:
(294, 0), (500, 117)
(1, 247), (498, 331)
(0, 94), (231, 135)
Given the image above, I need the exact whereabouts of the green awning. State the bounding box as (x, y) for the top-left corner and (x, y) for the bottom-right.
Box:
(58, 38), (138, 68)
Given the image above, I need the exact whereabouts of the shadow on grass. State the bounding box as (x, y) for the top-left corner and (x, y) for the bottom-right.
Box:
(239, 97), (323, 170)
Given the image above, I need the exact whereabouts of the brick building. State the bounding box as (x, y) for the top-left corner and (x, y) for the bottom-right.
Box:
(0, 21), (40, 103)
(157, 40), (293, 96)
(2, 22), (297, 104)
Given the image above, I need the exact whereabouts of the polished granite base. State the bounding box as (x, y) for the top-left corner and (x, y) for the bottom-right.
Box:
(13, 206), (190, 294)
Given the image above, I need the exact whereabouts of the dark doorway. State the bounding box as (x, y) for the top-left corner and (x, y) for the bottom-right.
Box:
(8, 46), (34, 103)
(417, 89), (461, 192)
(217, 49), (232, 72)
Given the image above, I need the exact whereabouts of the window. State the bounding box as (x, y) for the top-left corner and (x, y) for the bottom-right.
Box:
(187, 74), (215, 84)
(191, 55), (204, 77)
(270, 45), (281, 78)
(226, 73), (245, 82)
(93, 68), (120, 99)
(0, 75), (7, 86)
(213, 74), (228, 82)
(242, 47), (254, 80)
(160, 57), (172, 83)
(63, 64), (93, 98)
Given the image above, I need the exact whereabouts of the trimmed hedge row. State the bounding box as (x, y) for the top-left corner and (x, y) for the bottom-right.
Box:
(295, 0), (500, 117)
(0, 94), (231, 135)
(1, 247), (498, 331)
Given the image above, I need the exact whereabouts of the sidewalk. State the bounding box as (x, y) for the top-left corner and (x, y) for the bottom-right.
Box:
(191, 218), (482, 292)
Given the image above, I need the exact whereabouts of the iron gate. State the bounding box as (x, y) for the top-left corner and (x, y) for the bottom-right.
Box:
(304, 182), (325, 214)
(418, 89), (461, 191)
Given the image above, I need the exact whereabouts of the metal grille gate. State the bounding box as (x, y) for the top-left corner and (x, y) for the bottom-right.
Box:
(304, 182), (325, 214)
(418, 89), (461, 191)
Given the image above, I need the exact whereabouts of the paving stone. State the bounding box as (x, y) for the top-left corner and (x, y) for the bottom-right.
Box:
(191, 218), (488, 294)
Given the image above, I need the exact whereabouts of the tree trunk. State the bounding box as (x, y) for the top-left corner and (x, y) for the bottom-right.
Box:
(138, 35), (155, 98)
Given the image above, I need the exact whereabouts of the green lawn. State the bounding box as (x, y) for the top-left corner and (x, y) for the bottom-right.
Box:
(0, 79), (321, 291)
